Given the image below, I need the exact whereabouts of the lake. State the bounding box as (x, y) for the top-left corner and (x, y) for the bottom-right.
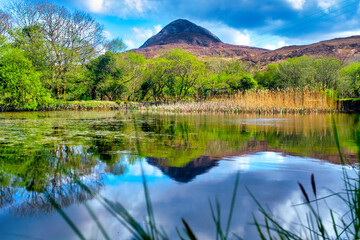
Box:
(0, 111), (358, 240)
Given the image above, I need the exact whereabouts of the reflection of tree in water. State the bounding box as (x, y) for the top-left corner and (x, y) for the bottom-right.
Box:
(2, 180), (101, 217)
(0, 145), (104, 216)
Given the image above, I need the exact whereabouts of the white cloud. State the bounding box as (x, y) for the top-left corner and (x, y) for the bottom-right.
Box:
(86, 0), (104, 13)
(121, 25), (162, 49)
(200, 21), (251, 46)
(133, 27), (154, 40)
(102, 30), (114, 40)
(125, 0), (146, 13)
(124, 39), (136, 49)
(286, 0), (306, 10)
(133, 25), (163, 42)
(154, 24), (162, 34)
(322, 29), (360, 39)
(317, 0), (337, 12)
(82, 0), (153, 17)
(233, 31), (251, 45)
(264, 40), (288, 50)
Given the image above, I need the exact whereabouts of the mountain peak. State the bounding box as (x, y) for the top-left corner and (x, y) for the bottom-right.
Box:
(139, 19), (222, 48)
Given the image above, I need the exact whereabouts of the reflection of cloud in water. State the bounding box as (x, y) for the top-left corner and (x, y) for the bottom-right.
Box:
(222, 152), (285, 171)
(95, 152), (347, 239)
(0, 152), (349, 239)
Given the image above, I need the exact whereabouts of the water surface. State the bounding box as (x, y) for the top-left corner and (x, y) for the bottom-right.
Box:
(0, 111), (358, 239)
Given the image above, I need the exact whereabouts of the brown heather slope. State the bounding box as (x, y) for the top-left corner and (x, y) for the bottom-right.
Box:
(132, 19), (360, 65)
(133, 42), (269, 60)
(256, 35), (360, 64)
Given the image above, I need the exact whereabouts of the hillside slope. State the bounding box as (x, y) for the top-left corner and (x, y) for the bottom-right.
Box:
(133, 19), (360, 64)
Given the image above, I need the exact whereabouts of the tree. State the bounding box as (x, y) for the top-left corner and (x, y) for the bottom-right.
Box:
(116, 52), (146, 101)
(227, 73), (257, 92)
(254, 64), (281, 89)
(10, 25), (52, 88)
(339, 61), (360, 97)
(5, 0), (106, 99)
(137, 50), (206, 101)
(105, 37), (127, 53)
(313, 56), (342, 90)
(163, 49), (206, 101)
(0, 11), (12, 36)
(277, 56), (314, 89)
(86, 52), (123, 100)
(138, 58), (169, 101)
(0, 48), (51, 110)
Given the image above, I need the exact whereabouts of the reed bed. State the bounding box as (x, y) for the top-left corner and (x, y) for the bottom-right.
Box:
(140, 89), (340, 114)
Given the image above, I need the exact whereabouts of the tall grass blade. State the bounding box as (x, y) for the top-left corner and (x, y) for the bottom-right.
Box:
(224, 172), (240, 239)
(332, 117), (345, 165)
(181, 218), (197, 240)
(311, 174), (317, 198)
(141, 164), (158, 239)
(176, 227), (186, 240)
(83, 202), (111, 240)
(297, 182), (310, 203)
(330, 209), (339, 239)
(102, 198), (151, 240)
(47, 194), (86, 240)
(253, 215), (267, 240)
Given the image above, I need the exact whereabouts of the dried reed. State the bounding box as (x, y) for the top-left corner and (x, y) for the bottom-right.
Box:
(140, 89), (340, 114)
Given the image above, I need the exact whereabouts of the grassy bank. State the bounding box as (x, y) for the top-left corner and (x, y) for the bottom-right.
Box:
(0, 100), (142, 112)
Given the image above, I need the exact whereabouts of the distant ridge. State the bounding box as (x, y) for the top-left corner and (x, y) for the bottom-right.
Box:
(140, 19), (222, 48)
(134, 19), (360, 65)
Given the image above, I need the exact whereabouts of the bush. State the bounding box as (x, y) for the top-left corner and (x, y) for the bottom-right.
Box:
(0, 48), (52, 110)
(227, 73), (257, 92)
(339, 61), (360, 98)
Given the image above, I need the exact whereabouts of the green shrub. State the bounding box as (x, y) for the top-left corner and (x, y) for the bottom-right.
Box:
(0, 48), (52, 110)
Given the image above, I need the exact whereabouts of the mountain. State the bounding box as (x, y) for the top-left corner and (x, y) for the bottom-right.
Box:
(134, 19), (268, 59)
(140, 19), (222, 48)
(133, 19), (360, 64)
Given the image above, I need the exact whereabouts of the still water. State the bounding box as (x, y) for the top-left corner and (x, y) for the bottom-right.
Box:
(0, 111), (358, 239)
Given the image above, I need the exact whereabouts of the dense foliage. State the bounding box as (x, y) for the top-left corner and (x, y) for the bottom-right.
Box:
(0, 1), (359, 110)
(0, 48), (51, 110)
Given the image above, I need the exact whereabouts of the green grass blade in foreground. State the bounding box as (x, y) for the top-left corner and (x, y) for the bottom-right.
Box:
(132, 111), (159, 239)
(141, 163), (158, 239)
(246, 186), (302, 240)
(332, 117), (345, 165)
(83, 202), (111, 240)
(181, 218), (197, 240)
(59, 163), (152, 240)
(47, 194), (86, 240)
(207, 172), (240, 240)
(102, 198), (152, 240)
(224, 172), (240, 239)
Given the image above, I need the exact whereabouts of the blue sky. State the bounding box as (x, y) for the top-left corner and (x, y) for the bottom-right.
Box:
(5, 0), (360, 50)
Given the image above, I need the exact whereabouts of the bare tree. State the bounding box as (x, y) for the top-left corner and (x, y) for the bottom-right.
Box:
(0, 11), (12, 36)
(6, 0), (40, 27)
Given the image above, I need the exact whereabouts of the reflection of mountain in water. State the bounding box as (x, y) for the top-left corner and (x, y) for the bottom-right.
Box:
(147, 156), (219, 183)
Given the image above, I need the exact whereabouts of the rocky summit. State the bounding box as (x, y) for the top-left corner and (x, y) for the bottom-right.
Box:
(140, 19), (222, 48)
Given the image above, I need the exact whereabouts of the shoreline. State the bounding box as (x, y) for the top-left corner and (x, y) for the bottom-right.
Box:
(0, 99), (353, 114)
